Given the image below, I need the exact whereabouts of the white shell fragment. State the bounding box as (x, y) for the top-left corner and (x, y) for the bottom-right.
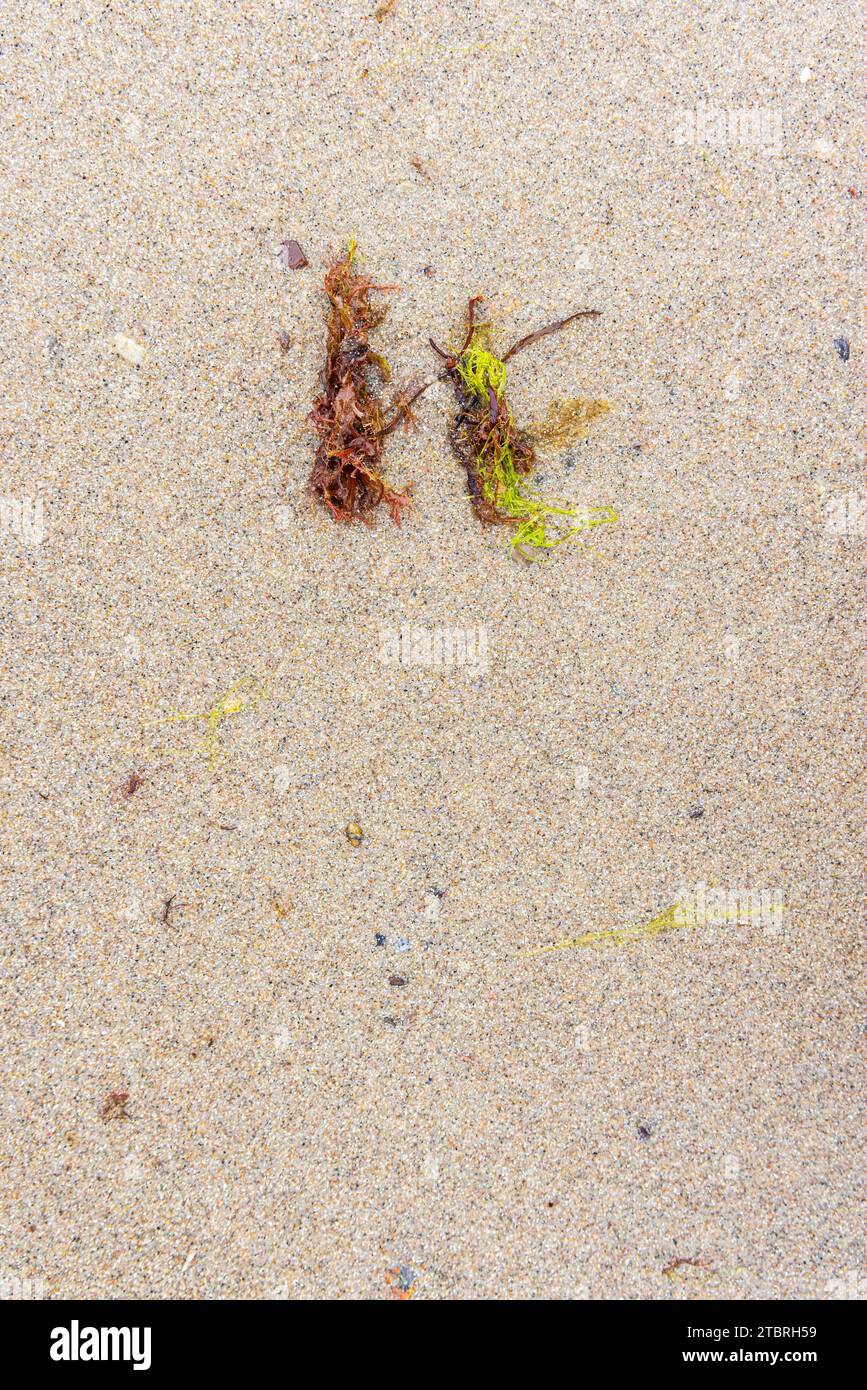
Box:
(113, 332), (145, 367)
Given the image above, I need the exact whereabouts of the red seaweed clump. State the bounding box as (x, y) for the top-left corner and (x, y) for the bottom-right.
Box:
(309, 242), (423, 525)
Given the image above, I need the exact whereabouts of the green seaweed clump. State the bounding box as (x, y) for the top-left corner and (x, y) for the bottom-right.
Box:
(431, 297), (616, 558)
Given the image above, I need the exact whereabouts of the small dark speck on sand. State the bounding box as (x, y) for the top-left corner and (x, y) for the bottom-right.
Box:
(833, 336), (850, 361)
(689, 806), (704, 819)
(389, 975), (407, 987)
(277, 330), (292, 351)
(45, 334), (64, 368)
(374, 932), (386, 947)
(637, 1124), (652, 1140)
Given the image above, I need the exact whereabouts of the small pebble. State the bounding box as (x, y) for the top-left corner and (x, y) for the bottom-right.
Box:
(637, 1124), (651, 1140)
(277, 238), (308, 270)
(114, 332), (145, 367)
(345, 821), (363, 846)
(833, 336), (850, 361)
(374, 932), (386, 947)
(394, 937), (411, 952)
(689, 806), (704, 820)
(389, 975), (407, 987)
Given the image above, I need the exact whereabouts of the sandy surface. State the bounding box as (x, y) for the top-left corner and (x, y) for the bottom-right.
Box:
(0, 1), (863, 1300)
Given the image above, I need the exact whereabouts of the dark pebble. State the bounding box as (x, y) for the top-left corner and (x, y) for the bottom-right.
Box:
(833, 336), (850, 361)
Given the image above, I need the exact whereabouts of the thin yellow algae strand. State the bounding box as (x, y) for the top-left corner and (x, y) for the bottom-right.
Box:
(524, 897), (783, 957)
(142, 658), (287, 770)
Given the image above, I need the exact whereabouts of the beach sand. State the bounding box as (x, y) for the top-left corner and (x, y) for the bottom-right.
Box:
(0, 0), (862, 1299)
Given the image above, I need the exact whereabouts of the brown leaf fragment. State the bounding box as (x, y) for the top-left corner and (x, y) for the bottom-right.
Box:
(101, 1091), (130, 1121)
